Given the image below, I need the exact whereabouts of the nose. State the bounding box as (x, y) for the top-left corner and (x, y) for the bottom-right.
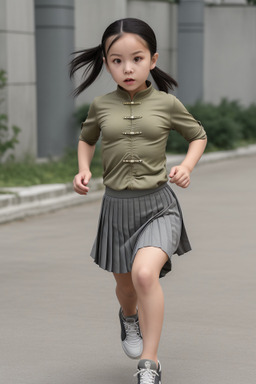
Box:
(123, 62), (134, 74)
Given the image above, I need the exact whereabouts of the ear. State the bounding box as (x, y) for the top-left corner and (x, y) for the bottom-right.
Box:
(103, 57), (110, 73)
(150, 52), (159, 70)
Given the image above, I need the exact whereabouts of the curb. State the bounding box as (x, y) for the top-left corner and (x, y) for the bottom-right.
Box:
(0, 179), (104, 225)
(1, 145), (256, 225)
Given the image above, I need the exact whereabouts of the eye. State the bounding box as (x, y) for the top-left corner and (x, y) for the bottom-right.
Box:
(113, 58), (121, 64)
(134, 56), (143, 63)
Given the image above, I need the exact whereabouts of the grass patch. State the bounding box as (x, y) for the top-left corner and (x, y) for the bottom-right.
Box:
(0, 147), (103, 188)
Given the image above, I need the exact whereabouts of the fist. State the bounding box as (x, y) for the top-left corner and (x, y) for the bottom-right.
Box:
(169, 165), (191, 188)
(73, 170), (92, 195)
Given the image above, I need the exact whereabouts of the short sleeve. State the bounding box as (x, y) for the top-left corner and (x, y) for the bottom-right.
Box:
(171, 97), (207, 142)
(79, 100), (101, 145)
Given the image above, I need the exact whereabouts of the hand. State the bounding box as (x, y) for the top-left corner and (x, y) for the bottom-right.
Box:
(169, 165), (191, 188)
(73, 170), (92, 195)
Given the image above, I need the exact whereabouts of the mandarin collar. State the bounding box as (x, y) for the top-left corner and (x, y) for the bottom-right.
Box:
(116, 81), (154, 101)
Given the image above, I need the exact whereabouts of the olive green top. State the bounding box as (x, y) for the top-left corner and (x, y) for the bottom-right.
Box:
(80, 82), (206, 190)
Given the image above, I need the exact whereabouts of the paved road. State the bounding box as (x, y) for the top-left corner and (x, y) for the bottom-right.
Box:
(1, 156), (256, 384)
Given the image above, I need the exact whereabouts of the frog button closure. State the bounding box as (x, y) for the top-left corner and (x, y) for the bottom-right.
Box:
(122, 101), (142, 105)
(122, 131), (142, 135)
(123, 115), (142, 120)
(122, 159), (143, 163)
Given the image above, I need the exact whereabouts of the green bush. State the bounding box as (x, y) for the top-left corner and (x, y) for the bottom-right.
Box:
(239, 104), (256, 140)
(188, 99), (243, 151)
(167, 99), (256, 153)
(0, 70), (21, 161)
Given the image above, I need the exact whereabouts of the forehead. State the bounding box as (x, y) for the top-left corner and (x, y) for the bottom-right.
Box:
(105, 33), (148, 55)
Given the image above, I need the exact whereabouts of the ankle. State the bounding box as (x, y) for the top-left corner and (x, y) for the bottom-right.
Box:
(121, 307), (138, 318)
(140, 355), (158, 367)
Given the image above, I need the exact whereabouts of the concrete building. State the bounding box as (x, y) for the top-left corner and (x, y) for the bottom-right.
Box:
(0, 0), (255, 159)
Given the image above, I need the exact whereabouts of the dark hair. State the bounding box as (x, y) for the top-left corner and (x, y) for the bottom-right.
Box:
(70, 18), (178, 96)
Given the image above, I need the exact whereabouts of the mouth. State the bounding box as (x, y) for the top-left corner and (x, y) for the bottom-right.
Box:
(124, 78), (135, 84)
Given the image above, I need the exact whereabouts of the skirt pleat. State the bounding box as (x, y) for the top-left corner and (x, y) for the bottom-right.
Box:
(90, 183), (191, 278)
(106, 197), (113, 271)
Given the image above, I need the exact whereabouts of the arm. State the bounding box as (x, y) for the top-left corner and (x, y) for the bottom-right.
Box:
(169, 138), (207, 188)
(73, 140), (96, 195)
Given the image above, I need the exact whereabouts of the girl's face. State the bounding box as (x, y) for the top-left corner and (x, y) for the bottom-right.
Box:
(104, 33), (158, 99)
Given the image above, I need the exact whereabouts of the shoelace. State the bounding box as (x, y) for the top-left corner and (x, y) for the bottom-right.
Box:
(134, 367), (159, 384)
(124, 319), (141, 342)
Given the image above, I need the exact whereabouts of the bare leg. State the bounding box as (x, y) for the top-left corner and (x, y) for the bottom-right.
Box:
(131, 247), (168, 365)
(113, 272), (137, 317)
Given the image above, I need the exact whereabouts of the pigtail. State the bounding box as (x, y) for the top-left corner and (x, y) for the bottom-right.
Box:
(69, 45), (103, 96)
(150, 66), (178, 93)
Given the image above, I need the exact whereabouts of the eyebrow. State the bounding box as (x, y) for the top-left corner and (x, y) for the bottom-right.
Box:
(109, 50), (144, 57)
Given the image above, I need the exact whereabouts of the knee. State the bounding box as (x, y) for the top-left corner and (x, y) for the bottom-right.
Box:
(132, 267), (157, 293)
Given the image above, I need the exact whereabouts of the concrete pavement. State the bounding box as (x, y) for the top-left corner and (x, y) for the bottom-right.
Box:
(0, 155), (256, 383)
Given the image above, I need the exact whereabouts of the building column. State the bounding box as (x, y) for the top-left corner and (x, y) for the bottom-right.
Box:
(0, 0), (37, 160)
(35, 0), (75, 158)
(177, 0), (204, 104)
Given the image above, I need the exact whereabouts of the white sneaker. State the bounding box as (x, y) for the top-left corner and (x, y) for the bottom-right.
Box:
(119, 308), (143, 359)
(134, 359), (162, 384)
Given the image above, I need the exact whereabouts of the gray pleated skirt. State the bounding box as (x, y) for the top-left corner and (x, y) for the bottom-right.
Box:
(90, 183), (191, 278)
